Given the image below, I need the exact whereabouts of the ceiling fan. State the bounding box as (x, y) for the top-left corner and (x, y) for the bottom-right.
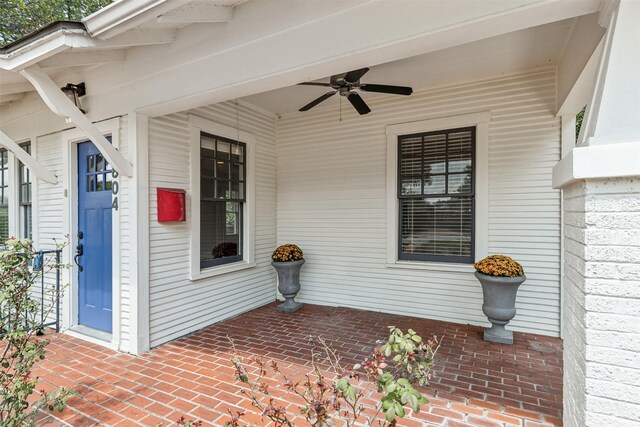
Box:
(298, 67), (413, 115)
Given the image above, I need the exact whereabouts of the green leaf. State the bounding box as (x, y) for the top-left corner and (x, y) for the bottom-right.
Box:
(385, 406), (396, 422)
(408, 394), (420, 412)
(394, 402), (405, 418)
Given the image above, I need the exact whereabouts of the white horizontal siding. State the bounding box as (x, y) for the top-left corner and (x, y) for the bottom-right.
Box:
(35, 133), (64, 252)
(276, 69), (561, 336)
(148, 102), (277, 347)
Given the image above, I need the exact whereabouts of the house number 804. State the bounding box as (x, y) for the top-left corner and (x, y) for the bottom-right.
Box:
(112, 170), (119, 211)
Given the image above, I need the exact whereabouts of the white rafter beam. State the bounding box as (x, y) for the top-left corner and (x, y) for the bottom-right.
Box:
(39, 50), (125, 68)
(158, 3), (232, 23)
(19, 64), (133, 177)
(0, 130), (57, 184)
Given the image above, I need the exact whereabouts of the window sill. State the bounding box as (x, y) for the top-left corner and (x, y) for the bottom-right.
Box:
(190, 260), (256, 281)
(385, 261), (474, 273)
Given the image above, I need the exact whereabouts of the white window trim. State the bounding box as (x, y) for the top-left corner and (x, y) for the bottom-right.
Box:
(188, 114), (256, 281)
(385, 111), (490, 271)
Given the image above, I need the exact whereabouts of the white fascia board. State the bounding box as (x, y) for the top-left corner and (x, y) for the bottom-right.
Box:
(0, 130), (58, 184)
(20, 64), (133, 177)
(83, 0), (192, 39)
(0, 30), (85, 71)
(552, 141), (640, 189)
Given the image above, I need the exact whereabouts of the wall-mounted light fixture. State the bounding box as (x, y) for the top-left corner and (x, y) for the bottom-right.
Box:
(60, 82), (86, 113)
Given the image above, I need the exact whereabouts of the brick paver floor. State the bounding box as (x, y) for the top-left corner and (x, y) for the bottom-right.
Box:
(34, 302), (563, 426)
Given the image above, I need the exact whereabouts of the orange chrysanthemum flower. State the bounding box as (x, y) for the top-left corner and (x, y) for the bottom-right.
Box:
(474, 255), (524, 278)
(272, 244), (304, 262)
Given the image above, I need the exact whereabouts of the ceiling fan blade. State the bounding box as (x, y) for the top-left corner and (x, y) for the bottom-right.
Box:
(299, 91), (336, 111)
(347, 92), (371, 115)
(298, 82), (332, 87)
(343, 67), (370, 83)
(359, 84), (413, 96)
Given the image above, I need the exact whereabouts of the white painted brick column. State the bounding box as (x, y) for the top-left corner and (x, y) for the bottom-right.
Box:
(562, 177), (640, 427)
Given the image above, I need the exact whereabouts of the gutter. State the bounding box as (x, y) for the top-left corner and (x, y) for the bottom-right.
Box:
(83, 0), (190, 39)
(0, 21), (86, 54)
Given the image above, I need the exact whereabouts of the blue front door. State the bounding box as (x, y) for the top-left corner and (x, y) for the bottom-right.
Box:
(78, 141), (113, 332)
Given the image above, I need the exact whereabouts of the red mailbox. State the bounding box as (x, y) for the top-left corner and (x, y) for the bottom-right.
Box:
(157, 188), (186, 222)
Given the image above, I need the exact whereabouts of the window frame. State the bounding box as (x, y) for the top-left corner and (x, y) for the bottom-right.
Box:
(385, 112), (490, 271)
(188, 115), (256, 281)
(0, 148), (9, 241)
(199, 132), (247, 269)
(397, 127), (476, 264)
(18, 142), (32, 239)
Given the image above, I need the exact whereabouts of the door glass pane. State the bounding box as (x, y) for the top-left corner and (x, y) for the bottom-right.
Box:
(95, 154), (104, 172)
(87, 174), (95, 192)
(96, 174), (105, 191)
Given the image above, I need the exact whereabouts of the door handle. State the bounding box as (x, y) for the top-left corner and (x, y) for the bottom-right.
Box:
(74, 243), (84, 272)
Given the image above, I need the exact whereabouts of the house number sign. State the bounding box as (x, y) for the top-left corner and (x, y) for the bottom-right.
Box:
(112, 170), (119, 211)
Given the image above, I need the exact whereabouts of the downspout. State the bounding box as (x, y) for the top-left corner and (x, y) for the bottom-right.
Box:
(0, 130), (57, 184)
(19, 64), (133, 177)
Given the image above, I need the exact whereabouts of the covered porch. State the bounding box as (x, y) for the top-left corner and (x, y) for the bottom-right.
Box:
(35, 303), (563, 426)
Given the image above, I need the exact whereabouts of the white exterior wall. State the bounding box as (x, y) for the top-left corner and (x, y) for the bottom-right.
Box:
(276, 69), (561, 336)
(563, 177), (640, 427)
(34, 117), (132, 350)
(148, 101), (277, 348)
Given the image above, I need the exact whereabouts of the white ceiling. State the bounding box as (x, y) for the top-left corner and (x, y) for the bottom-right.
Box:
(242, 17), (576, 115)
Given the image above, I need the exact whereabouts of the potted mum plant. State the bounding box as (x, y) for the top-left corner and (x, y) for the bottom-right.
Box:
(271, 244), (304, 313)
(474, 255), (526, 344)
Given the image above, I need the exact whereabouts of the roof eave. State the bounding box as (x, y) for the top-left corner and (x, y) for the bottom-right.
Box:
(0, 29), (89, 71)
(83, 0), (192, 39)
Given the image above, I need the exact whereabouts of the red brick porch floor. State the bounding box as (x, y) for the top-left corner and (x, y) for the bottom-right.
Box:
(34, 303), (563, 426)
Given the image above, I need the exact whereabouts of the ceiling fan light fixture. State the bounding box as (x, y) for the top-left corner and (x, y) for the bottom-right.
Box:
(297, 68), (412, 115)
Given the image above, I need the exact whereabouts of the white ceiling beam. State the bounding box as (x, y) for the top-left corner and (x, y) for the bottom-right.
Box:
(39, 50), (125, 68)
(129, 0), (601, 117)
(0, 130), (57, 184)
(20, 64), (133, 177)
(158, 3), (232, 23)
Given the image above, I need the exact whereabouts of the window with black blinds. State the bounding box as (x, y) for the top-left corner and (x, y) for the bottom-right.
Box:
(200, 132), (246, 268)
(19, 143), (32, 239)
(398, 127), (475, 263)
(0, 149), (8, 241)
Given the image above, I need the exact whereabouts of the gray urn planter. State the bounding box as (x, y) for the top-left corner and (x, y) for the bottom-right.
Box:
(272, 259), (304, 313)
(475, 271), (526, 345)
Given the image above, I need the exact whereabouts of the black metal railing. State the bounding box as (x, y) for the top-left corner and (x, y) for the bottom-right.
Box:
(0, 248), (62, 338)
